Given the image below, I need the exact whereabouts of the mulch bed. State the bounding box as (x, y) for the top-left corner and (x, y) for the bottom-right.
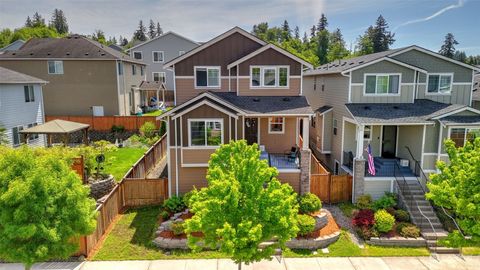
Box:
(297, 212), (340, 239)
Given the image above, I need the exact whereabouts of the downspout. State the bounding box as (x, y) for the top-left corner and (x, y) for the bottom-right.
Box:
(175, 118), (179, 196)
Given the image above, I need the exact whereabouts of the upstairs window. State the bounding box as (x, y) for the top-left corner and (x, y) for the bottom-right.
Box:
(189, 119), (223, 147)
(48, 60), (63, 74)
(365, 74), (400, 95)
(268, 117), (285, 134)
(152, 51), (164, 63)
(140, 66), (145, 76)
(133, 51), (142, 60)
(153, 72), (166, 83)
(250, 66), (289, 88)
(24, 85), (35, 102)
(117, 62), (123, 75)
(132, 65), (137, 75)
(195, 66), (220, 88)
(427, 74), (452, 94)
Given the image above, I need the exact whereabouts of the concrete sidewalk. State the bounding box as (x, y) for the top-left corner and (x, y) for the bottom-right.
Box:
(1, 255), (478, 270)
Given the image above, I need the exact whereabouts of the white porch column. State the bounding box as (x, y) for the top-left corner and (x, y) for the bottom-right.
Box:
(156, 90), (160, 108)
(355, 124), (365, 159)
(302, 117), (309, 150)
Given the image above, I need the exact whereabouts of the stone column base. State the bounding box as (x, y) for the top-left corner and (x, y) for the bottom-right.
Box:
(353, 158), (366, 202)
(300, 149), (311, 194)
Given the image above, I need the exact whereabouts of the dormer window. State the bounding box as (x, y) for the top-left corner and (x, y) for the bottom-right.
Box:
(250, 66), (289, 88)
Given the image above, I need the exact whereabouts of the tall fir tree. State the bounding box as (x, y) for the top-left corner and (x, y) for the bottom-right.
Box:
(317, 13), (328, 32)
(281, 20), (291, 41)
(371, 15), (395, 52)
(156, 22), (163, 36)
(25, 16), (33, 27)
(294, 26), (300, 39)
(439, 33), (459, 58)
(148, 19), (156, 39)
(133, 20), (147, 41)
(32, 12), (46, 27)
(316, 30), (329, 64)
(302, 32), (308, 43)
(310, 25), (317, 38)
(327, 28), (350, 62)
(49, 9), (69, 34)
(120, 37), (128, 46)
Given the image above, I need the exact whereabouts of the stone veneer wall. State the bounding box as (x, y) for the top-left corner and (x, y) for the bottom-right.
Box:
(300, 149), (312, 194)
(353, 158), (365, 202)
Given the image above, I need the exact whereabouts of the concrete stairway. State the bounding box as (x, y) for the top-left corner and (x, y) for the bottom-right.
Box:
(397, 180), (460, 255)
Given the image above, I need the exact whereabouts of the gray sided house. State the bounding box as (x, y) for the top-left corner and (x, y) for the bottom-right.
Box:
(0, 35), (146, 116)
(303, 45), (480, 202)
(473, 72), (480, 110)
(127, 32), (199, 105)
(0, 66), (47, 147)
(0, 39), (25, 53)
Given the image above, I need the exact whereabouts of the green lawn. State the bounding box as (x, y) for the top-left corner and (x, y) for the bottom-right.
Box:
(142, 107), (173, 117)
(104, 147), (146, 181)
(92, 206), (227, 260)
(284, 230), (430, 257)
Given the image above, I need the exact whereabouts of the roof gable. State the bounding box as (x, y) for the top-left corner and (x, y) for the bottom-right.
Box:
(0, 66), (47, 84)
(126, 31), (199, 52)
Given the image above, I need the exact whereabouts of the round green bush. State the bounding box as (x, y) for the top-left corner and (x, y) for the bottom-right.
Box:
(394, 209), (410, 222)
(297, 214), (316, 236)
(298, 193), (322, 214)
(356, 194), (372, 209)
(374, 209), (395, 233)
(355, 225), (379, 240)
(400, 225), (420, 238)
(163, 195), (186, 213)
(160, 210), (170, 220)
(171, 220), (185, 236)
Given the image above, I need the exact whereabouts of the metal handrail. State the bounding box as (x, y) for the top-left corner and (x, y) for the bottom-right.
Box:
(404, 146), (429, 192)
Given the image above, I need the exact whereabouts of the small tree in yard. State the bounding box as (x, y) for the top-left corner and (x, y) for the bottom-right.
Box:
(0, 146), (97, 270)
(426, 138), (480, 246)
(185, 140), (299, 269)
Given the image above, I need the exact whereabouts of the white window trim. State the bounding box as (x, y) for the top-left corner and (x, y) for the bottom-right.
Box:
(152, 72), (166, 83)
(250, 65), (290, 89)
(447, 126), (480, 147)
(47, 60), (63, 75)
(268, 117), (285, 134)
(363, 125), (372, 141)
(363, 73), (402, 96)
(12, 125), (23, 146)
(24, 85), (35, 103)
(152, 51), (164, 63)
(132, 65), (137, 75)
(194, 66), (221, 89)
(132, 51), (143, 60)
(426, 73), (454, 95)
(27, 123), (39, 142)
(187, 118), (224, 148)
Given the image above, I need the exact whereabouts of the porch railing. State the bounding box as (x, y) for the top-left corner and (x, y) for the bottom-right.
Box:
(342, 151), (354, 171)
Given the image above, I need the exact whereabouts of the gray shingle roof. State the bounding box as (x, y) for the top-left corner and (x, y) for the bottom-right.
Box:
(139, 81), (166, 91)
(0, 35), (144, 65)
(0, 66), (46, 84)
(316, 105), (332, 114)
(346, 99), (466, 124)
(440, 115), (480, 125)
(211, 92), (314, 115)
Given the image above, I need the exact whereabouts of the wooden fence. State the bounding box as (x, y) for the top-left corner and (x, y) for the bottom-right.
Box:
(46, 115), (162, 131)
(124, 133), (168, 179)
(76, 135), (169, 257)
(310, 154), (352, 203)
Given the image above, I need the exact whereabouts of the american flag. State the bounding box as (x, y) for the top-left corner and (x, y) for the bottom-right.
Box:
(366, 144), (376, 176)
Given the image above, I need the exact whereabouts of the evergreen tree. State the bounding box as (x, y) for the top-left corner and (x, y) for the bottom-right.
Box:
(310, 25), (317, 38)
(49, 9), (68, 34)
(31, 12), (46, 27)
(327, 28), (350, 62)
(371, 15), (395, 52)
(25, 16), (33, 27)
(156, 22), (163, 36)
(302, 31), (308, 43)
(453, 51), (467, 63)
(120, 37), (128, 46)
(148, 19), (156, 39)
(133, 20), (147, 41)
(294, 26), (300, 39)
(439, 33), (459, 58)
(316, 30), (329, 64)
(356, 26), (375, 55)
(281, 20), (291, 41)
(317, 13), (328, 32)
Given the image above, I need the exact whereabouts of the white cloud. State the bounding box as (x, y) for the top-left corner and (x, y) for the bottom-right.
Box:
(393, 0), (465, 31)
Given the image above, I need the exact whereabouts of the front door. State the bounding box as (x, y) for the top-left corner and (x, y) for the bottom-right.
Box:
(381, 126), (397, 158)
(244, 118), (258, 145)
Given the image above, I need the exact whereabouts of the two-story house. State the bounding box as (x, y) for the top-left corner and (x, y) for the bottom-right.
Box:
(303, 46), (480, 202)
(127, 32), (200, 106)
(158, 27), (314, 196)
(0, 35), (146, 116)
(0, 66), (47, 147)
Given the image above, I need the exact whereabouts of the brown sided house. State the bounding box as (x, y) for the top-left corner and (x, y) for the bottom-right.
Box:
(159, 27), (314, 196)
(0, 35), (146, 116)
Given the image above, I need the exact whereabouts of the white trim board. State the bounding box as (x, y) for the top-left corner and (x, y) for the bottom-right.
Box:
(171, 100), (239, 120)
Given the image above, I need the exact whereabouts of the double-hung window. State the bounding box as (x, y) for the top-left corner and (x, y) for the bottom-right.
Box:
(153, 72), (166, 83)
(24, 85), (35, 102)
(133, 51), (143, 60)
(140, 66), (145, 76)
(363, 125), (372, 140)
(268, 117), (285, 134)
(48, 60), (63, 74)
(152, 51), (164, 63)
(365, 74), (400, 95)
(132, 65), (137, 75)
(27, 123), (38, 141)
(450, 128), (479, 147)
(189, 119), (223, 147)
(195, 66), (220, 88)
(12, 126), (24, 146)
(427, 74), (452, 94)
(250, 66), (289, 88)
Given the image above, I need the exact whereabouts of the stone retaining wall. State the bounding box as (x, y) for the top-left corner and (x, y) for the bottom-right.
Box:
(367, 237), (426, 247)
(286, 231), (341, 250)
(89, 175), (115, 200)
(313, 211), (328, 231)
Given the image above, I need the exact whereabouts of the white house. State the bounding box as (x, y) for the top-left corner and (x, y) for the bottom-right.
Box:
(0, 66), (47, 147)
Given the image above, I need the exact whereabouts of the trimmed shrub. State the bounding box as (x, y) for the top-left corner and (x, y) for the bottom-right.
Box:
(394, 209), (411, 222)
(352, 209), (375, 227)
(400, 225), (421, 238)
(297, 214), (316, 236)
(160, 210), (170, 221)
(374, 209), (395, 233)
(355, 226), (379, 240)
(171, 220), (185, 235)
(182, 190), (197, 209)
(140, 121), (157, 138)
(298, 193), (322, 214)
(396, 222), (411, 233)
(356, 194), (372, 209)
(372, 192), (397, 211)
(163, 196), (186, 213)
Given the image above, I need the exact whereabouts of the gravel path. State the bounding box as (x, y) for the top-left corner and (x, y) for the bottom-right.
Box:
(324, 204), (364, 247)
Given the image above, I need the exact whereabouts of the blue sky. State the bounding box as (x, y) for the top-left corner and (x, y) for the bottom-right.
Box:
(1, 0), (478, 54)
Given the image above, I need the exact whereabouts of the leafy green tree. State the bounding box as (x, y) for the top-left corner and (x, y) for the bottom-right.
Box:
(0, 126), (8, 145)
(49, 9), (68, 34)
(185, 140), (299, 268)
(426, 138), (480, 244)
(148, 19), (156, 39)
(356, 15), (395, 54)
(453, 51), (467, 63)
(439, 33), (459, 58)
(327, 28), (350, 62)
(356, 26), (375, 55)
(91, 29), (106, 44)
(0, 146), (97, 270)
(133, 20), (147, 41)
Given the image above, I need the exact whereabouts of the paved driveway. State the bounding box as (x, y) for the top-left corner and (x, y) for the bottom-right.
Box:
(0, 255), (478, 270)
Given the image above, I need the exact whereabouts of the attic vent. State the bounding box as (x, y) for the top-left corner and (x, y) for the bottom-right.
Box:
(283, 97), (290, 102)
(74, 36), (79, 39)
(393, 106), (399, 109)
(341, 62), (346, 66)
(100, 53), (106, 56)
(349, 62), (354, 65)
(358, 61), (364, 64)
(29, 53), (33, 55)
(364, 106), (371, 110)
(66, 52), (70, 55)
(85, 53), (89, 56)
(47, 53), (51, 55)
(252, 98), (260, 102)
(12, 53), (16, 55)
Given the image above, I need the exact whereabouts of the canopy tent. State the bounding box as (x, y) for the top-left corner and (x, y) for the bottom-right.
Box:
(20, 119), (90, 146)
